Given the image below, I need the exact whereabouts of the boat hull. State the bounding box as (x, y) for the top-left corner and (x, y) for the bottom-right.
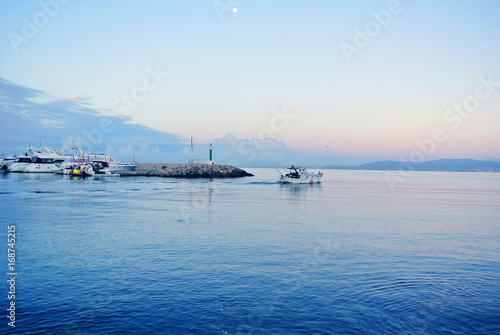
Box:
(108, 163), (137, 172)
(0, 158), (15, 171)
(280, 175), (322, 184)
(24, 163), (64, 173)
(8, 163), (29, 172)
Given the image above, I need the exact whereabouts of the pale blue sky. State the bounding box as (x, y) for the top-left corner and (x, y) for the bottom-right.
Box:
(1, 0), (500, 163)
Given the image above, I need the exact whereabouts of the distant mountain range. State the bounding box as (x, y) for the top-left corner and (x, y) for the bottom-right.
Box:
(323, 159), (500, 172)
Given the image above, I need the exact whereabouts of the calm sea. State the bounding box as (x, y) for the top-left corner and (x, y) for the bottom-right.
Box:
(1, 169), (499, 334)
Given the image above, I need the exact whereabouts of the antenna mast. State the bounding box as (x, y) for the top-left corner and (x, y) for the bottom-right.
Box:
(189, 133), (194, 164)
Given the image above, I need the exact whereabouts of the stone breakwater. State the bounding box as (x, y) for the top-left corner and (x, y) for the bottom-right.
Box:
(120, 164), (254, 178)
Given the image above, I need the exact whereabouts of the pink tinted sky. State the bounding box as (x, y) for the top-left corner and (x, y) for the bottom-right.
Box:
(1, 1), (499, 163)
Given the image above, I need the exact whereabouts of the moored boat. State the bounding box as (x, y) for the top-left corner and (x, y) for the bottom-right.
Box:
(70, 164), (93, 177)
(57, 162), (94, 177)
(84, 154), (137, 172)
(8, 154), (32, 172)
(1, 156), (16, 171)
(23, 147), (70, 173)
(70, 143), (136, 173)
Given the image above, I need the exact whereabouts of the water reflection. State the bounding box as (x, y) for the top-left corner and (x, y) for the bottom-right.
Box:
(2, 172), (61, 181)
(280, 183), (321, 193)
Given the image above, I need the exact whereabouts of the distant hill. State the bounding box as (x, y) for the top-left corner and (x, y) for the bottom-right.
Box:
(323, 159), (500, 172)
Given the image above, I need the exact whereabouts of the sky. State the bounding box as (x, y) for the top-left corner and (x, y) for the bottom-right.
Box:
(1, 0), (500, 166)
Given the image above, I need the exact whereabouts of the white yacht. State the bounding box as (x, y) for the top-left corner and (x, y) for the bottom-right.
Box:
(278, 166), (323, 184)
(8, 154), (32, 172)
(0, 156), (16, 171)
(23, 147), (71, 173)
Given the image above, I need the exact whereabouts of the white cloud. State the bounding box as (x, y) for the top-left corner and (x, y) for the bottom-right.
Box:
(25, 93), (54, 105)
(209, 133), (309, 167)
(40, 118), (66, 129)
(206, 133), (370, 167)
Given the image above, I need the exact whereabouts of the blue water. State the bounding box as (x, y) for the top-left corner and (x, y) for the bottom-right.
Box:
(1, 169), (499, 334)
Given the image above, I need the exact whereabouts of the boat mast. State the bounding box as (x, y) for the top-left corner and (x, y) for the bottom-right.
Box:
(190, 133), (194, 164)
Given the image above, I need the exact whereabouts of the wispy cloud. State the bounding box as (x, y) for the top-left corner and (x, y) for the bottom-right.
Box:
(66, 94), (91, 102)
(0, 77), (186, 162)
(39, 118), (66, 129)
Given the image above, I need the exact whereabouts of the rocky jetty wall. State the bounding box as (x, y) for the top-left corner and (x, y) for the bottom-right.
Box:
(120, 164), (253, 178)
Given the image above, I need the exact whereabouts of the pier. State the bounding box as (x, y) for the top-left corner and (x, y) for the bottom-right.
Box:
(120, 163), (254, 178)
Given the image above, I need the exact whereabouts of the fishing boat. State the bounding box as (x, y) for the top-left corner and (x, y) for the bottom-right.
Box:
(57, 162), (94, 177)
(70, 164), (93, 177)
(56, 160), (119, 177)
(277, 166), (323, 184)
